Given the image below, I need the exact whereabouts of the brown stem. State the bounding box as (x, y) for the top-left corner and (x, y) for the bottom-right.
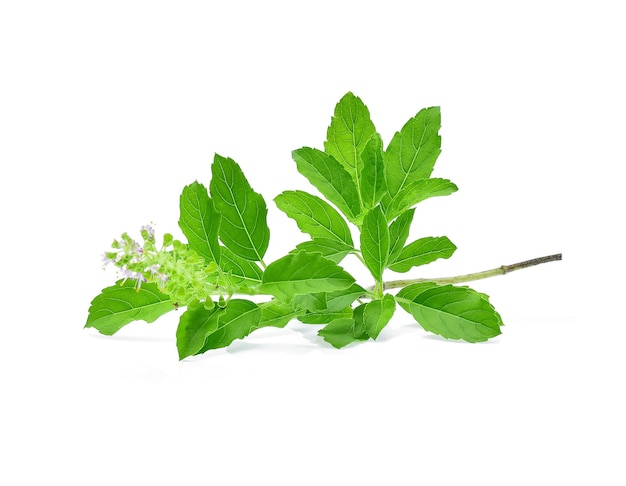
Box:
(378, 253), (562, 291)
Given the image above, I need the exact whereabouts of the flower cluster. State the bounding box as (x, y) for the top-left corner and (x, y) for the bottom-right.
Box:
(102, 224), (220, 307)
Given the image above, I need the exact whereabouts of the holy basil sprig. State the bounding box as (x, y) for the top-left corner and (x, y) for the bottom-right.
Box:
(86, 92), (561, 359)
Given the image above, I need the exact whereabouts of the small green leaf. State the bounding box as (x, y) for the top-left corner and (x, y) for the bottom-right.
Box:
(176, 304), (220, 360)
(385, 107), (442, 199)
(388, 209), (415, 263)
(210, 154), (270, 262)
(178, 181), (221, 264)
(260, 252), (355, 302)
(388, 236), (456, 273)
(325, 284), (366, 312)
(354, 294), (396, 340)
(274, 190), (353, 246)
(360, 133), (386, 210)
(325, 92), (377, 198)
(318, 317), (368, 349)
(293, 292), (328, 313)
(382, 178), (458, 222)
(292, 147), (361, 222)
(291, 238), (354, 263)
(86, 281), (174, 335)
(200, 299), (262, 352)
(291, 283), (365, 315)
(220, 246), (263, 289)
(299, 307), (353, 324)
(360, 205), (389, 282)
(258, 300), (304, 328)
(396, 283), (503, 342)
(292, 283), (366, 316)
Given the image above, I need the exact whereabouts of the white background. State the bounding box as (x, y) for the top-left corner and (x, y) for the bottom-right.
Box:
(1, 1), (624, 484)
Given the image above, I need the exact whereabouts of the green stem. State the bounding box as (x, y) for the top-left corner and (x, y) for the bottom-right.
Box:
(371, 281), (380, 299)
(376, 253), (562, 291)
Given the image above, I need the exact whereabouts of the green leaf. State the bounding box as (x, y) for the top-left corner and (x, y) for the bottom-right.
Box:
(382, 178), (458, 222)
(325, 284), (366, 312)
(291, 238), (354, 263)
(199, 299), (262, 352)
(260, 252), (355, 302)
(178, 181), (221, 264)
(292, 283), (365, 315)
(210, 154), (270, 262)
(396, 283), (503, 342)
(388, 236), (456, 273)
(274, 190), (353, 246)
(176, 304), (220, 360)
(354, 294), (396, 340)
(220, 246), (263, 289)
(385, 107), (442, 199)
(318, 318), (368, 349)
(293, 292), (328, 313)
(360, 133), (386, 210)
(388, 209), (415, 263)
(324, 92), (377, 198)
(299, 307), (353, 324)
(85, 281), (174, 336)
(292, 147), (361, 222)
(360, 205), (389, 282)
(293, 285), (364, 317)
(258, 300), (304, 328)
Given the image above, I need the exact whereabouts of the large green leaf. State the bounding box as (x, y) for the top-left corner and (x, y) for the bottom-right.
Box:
(354, 294), (396, 340)
(260, 252), (355, 302)
(274, 190), (353, 246)
(388, 236), (456, 273)
(385, 107), (441, 199)
(210, 154), (270, 262)
(178, 181), (221, 264)
(199, 299), (262, 352)
(176, 304), (220, 360)
(388, 209), (415, 263)
(318, 318), (368, 349)
(382, 178), (458, 222)
(292, 147), (361, 222)
(396, 283), (503, 342)
(85, 280), (174, 336)
(324, 92), (377, 199)
(291, 238), (354, 263)
(360, 205), (389, 282)
(360, 133), (386, 210)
